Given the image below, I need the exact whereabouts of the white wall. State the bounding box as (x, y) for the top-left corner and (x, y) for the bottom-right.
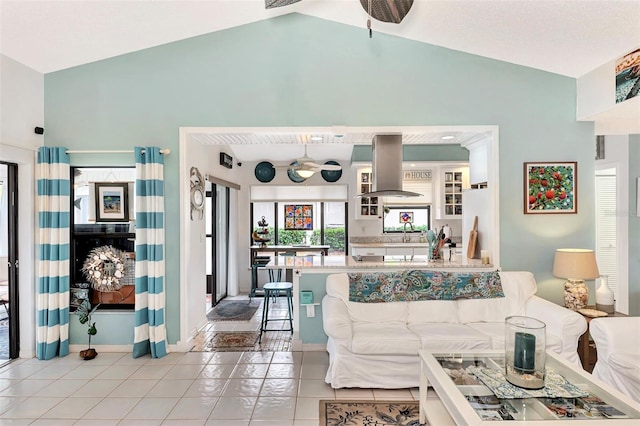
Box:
(0, 55), (42, 358)
(0, 54), (44, 149)
(577, 58), (640, 135)
(596, 135), (630, 313)
(179, 135), (242, 348)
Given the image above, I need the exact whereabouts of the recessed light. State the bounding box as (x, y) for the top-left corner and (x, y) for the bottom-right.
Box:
(441, 135), (455, 140)
(310, 136), (323, 141)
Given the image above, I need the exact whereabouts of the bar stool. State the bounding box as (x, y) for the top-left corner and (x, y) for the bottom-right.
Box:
(259, 281), (293, 343)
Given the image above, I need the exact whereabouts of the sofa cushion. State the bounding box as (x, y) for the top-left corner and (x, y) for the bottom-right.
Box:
(407, 323), (492, 351)
(352, 323), (421, 356)
(407, 300), (459, 324)
(457, 271), (537, 323)
(326, 273), (408, 323)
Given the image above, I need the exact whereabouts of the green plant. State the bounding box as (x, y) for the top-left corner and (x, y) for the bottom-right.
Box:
(277, 229), (306, 245)
(76, 300), (99, 359)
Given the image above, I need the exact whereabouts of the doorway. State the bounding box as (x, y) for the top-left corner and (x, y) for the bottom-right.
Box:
(0, 161), (19, 363)
(206, 182), (230, 308)
(595, 167), (621, 311)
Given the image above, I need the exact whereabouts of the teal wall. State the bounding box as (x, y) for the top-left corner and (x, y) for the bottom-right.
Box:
(629, 135), (640, 315)
(351, 144), (470, 162)
(299, 273), (332, 344)
(44, 13), (596, 345)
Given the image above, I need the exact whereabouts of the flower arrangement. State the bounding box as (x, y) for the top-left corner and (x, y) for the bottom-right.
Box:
(82, 245), (126, 292)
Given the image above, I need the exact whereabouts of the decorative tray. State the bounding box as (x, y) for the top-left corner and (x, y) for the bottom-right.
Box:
(578, 308), (608, 318)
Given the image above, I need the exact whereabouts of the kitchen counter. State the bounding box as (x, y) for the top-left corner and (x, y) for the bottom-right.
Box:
(266, 254), (492, 270)
(350, 242), (431, 248)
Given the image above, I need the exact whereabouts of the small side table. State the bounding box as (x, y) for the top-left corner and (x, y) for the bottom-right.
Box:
(577, 306), (627, 372)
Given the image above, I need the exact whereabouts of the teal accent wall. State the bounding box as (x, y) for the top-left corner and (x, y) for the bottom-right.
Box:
(629, 135), (640, 315)
(44, 13), (596, 344)
(298, 273), (331, 344)
(351, 144), (469, 162)
(69, 312), (134, 346)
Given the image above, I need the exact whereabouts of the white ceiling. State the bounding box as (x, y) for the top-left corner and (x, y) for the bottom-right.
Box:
(2, 1), (638, 161)
(187, 126), (490, 161)
(2, 0), (638, 77)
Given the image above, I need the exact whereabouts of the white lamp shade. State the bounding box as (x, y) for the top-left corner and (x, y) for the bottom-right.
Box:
(552, 248), (600, 280)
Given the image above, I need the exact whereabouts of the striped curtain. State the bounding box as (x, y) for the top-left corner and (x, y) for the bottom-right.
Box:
(36, 147), (71, 360)
(133, 147), (168, 358)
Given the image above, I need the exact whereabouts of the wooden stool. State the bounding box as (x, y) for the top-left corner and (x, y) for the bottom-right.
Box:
(259, 282), (293, 343)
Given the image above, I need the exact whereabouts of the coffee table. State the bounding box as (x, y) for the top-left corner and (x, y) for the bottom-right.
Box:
(419, 350), (640, 425)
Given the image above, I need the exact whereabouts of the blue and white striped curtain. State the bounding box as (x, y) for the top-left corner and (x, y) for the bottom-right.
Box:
(133, 147), (168, 358)
(36, 147), (71, 360)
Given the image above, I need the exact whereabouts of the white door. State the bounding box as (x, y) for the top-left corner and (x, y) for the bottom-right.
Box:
(595, 169), (618, 307)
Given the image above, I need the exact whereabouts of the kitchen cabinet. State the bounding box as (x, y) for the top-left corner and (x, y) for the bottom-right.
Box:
(355, 168), (380, 220)
(352, 246), (386, 256)
(438, 167), (469, 219)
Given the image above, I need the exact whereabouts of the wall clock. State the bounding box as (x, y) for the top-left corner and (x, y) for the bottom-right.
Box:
(190, 166), (205, 220)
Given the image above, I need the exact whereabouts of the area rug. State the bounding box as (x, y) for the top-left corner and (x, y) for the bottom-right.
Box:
(0, 319), (8, 360)
(320, 400), (425, 426)
(204, 332), (260, 352)
(206, 300), (261, 322)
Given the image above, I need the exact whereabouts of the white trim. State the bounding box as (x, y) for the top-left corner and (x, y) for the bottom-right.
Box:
(0, 143), (36, 359)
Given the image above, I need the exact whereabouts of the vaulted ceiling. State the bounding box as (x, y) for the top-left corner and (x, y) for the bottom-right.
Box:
(2, 0), (638, 77)
(2, 1), (638, 161)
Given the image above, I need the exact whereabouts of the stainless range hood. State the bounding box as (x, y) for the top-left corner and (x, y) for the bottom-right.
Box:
(359, 134), (421, 198)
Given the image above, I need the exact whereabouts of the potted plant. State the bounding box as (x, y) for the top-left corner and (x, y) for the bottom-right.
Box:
(75, 299), (99, 360)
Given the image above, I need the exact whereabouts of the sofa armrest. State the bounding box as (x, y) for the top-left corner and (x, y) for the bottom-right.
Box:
(590, 317), (640, 361)
(322, 295), (352, 341)
(525, 296), (587, 364)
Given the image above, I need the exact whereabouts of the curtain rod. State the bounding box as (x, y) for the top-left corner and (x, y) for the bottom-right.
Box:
(66, 148), (171, 155)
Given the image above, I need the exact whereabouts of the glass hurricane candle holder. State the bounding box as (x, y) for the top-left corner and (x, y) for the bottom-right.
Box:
(505, 316), (546, 389)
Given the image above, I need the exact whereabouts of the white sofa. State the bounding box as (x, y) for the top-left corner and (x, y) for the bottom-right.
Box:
(590, 317), (640, 402)
(322, 271), (587, 389)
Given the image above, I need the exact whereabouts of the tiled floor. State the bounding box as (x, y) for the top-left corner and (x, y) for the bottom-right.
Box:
(0, 295), (421, 424)
(192, 295), (294, 352)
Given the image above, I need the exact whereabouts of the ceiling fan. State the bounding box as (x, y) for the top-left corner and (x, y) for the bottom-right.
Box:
(275, 145), (342, 178)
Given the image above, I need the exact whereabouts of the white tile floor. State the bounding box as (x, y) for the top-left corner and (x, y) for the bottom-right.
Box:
(0, 350), (421, 425)
(0, 296), (424, 424)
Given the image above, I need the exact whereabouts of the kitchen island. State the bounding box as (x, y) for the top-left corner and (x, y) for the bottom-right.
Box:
(262, 254), (495, 350)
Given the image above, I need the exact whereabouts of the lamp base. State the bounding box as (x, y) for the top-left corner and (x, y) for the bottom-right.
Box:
(564, 279), (588, 311)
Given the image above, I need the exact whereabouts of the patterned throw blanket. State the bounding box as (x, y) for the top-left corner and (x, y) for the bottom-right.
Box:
(348, 270), (504, 303)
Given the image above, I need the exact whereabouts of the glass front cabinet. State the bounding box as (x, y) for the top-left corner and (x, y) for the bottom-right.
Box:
(355, 168), (380, 220)
(438, 167), (468, 219)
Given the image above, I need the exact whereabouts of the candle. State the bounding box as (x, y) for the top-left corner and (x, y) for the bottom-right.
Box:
(514, 332), (536, 373)
(481, 250), (490, 265)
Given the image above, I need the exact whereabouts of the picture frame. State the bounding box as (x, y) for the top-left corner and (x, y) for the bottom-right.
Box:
(94, 182), (129, 222)
(399, 211), (414, 223)
(524, 162), (577, 214)
(284, 204), (313, 230)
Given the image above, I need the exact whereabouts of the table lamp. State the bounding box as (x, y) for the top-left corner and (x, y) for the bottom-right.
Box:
(552, 248), (600, 311)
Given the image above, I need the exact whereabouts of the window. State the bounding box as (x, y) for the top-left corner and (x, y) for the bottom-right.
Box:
(251, 201), (347, 253)
(382, 205), (431, 233)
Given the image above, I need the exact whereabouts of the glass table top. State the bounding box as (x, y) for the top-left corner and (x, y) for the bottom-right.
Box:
(420, 351), (640, 423)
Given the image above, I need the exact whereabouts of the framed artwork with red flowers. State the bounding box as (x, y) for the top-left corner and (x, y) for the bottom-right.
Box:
(524, 162), (577, 214)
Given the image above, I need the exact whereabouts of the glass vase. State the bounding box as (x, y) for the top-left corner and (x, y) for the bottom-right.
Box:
(505, 316), (546, 389)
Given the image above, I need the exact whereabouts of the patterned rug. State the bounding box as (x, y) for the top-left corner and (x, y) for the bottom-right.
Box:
(320, 400), (425, 426)
(204, 332), (260, 352)
(206, 300), (261, 322)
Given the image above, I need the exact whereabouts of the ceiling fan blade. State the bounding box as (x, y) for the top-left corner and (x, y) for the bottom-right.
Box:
(319, 164), (342, 171)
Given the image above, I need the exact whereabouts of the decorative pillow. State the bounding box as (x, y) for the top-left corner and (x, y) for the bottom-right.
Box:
(348, 270), (504, 303)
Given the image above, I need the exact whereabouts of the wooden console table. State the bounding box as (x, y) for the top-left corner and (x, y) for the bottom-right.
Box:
(577, 305), (627, 372)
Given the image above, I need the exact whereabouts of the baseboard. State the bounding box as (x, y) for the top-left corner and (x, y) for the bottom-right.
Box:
(302, 343), (326, 352)
(69, 344), (131, 353)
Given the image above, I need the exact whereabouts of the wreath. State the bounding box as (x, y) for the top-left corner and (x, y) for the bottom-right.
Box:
(82, 245), (127, 292)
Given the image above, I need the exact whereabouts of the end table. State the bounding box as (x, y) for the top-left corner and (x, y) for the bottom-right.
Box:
(577, 305), (627, 372)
